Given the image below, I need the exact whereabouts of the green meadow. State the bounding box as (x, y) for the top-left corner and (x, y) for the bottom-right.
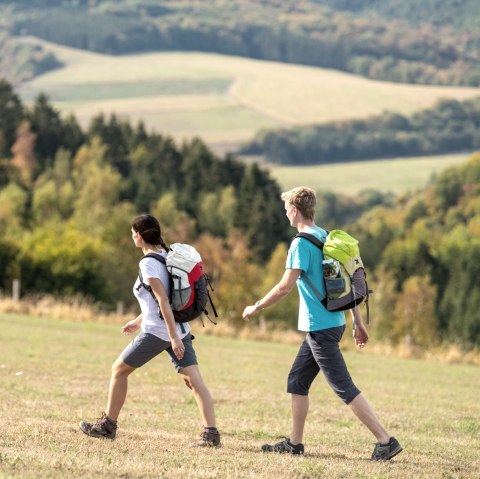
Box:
(1, 313), (479, 478)
(18, 39), (480, 152)
(265, 152), (472, 195)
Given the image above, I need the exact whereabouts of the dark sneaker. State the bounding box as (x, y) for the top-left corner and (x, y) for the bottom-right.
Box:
(79, 412), (117, 440)
(262, 438), (304, 455)
(371, 436), (402, 460)
(195, 429), (221, 447)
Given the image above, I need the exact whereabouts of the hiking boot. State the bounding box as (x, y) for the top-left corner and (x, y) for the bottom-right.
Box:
(371, 436), (402, 460)
(195, 428), (221, 447)
(262, 438), (304, 455)
(79, 412), (117, 440)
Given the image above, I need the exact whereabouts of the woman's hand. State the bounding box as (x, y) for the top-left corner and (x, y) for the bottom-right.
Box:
(171, 336), (185, 360)
(122, 318), (141, 335)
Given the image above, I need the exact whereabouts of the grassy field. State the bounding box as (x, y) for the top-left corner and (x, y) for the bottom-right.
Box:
(17, 38), (480, 151)
(1, 313), (479, 479)
(265, 152), (473, 195)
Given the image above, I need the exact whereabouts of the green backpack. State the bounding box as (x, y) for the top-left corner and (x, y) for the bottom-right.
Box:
(295, 229), (371, 324)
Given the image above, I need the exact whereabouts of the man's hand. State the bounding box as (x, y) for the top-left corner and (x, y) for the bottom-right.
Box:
(242, 304), (259, 321)
(353, 321), (369, 349)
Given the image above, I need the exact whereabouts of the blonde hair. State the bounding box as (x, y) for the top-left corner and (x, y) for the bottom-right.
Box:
(281, 186), (316, 220)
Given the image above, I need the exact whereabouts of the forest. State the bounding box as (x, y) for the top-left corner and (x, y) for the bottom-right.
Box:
(0, 78), (290, 310)
(240, 97), (480, 165)
(1, 0), (480, 87)
(1, 78), (480, 349)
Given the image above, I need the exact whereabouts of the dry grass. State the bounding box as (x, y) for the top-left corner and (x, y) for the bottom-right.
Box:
(1, 312), (479, 479)
(1, 295), (478, 366)
(0, 294), (130, 325)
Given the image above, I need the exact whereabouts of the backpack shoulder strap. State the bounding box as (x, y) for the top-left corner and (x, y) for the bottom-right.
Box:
(142, 252), (166, 264)
(136, 253), (167, 291)
(294, 232), (325, 250)
(292, 232), (327, 304)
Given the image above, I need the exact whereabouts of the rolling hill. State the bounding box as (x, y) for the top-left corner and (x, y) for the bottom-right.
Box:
(17, 39), (480, 155)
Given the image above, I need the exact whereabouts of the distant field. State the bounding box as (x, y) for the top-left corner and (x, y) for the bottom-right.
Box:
(265, 152), (473, 195)
(1, 313), (479, 478)
(18, 38), (480, 151)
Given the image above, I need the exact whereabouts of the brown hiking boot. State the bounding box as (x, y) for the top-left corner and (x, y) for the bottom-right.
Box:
(79, 412), (117, 440)
(261, 437), (304, 455)
(195, 428), (221, 447)
(371, 436), (402, 460)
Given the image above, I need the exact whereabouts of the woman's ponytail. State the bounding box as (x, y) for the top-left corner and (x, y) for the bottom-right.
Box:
(159, 237), (170, 252)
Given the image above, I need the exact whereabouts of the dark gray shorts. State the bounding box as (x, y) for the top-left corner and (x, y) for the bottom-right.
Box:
(287, 326), (361, 404)
(120, 332), (198, 372)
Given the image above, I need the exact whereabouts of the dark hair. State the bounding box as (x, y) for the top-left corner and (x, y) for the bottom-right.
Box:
(131, 214), (170, 251)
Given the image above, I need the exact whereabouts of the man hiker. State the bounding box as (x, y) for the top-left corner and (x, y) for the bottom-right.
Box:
(242, 186), (402, 460)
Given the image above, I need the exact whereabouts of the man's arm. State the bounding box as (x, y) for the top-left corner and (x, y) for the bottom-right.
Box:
(242, 268), (302, 320)
(350, 308), (369, 348)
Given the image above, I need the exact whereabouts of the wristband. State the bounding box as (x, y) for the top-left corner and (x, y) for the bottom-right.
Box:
(255, 300), (264, 311)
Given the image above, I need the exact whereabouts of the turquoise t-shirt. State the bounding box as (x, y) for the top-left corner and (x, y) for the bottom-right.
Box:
(286, 225), (345, 332)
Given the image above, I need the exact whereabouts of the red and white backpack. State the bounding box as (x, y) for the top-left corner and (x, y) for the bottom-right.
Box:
(137, 243), (217, 325)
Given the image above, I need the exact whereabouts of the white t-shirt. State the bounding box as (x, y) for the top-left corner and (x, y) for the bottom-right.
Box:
(133, 253), (190, 341)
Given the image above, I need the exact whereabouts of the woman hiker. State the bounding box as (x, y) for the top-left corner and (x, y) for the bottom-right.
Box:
(79, 214), (221, 447)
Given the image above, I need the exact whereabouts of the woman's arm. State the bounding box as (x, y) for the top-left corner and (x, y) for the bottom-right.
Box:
(122, 314), (142, 335)
(148, 277), (185, 359)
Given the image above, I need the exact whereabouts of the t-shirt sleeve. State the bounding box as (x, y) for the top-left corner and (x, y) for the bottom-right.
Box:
(139, 257), (170, 291)
(286, 238), (311, 272)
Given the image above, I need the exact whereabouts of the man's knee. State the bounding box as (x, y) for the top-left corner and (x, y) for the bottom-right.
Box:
(287, 371), (311, 396)
(343, 388), (361, 405)
(329, 379), (361, 404)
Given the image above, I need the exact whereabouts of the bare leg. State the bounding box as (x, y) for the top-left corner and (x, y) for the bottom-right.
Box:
(348, 394), (390, 443)
(105, 358), (136, 421)
(290, 394), (309, 444)
(179, 365), (216, 427)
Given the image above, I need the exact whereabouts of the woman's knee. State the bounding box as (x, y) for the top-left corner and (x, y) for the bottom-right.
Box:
(179, 366), (203, 392)
(182, 377), (193, 389)
(112, 358), (134, 377)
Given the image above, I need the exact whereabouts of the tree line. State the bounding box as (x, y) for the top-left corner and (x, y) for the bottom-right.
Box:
(1, 76), (479, 348)
(347, 153), (480, 349)
(2, 0), (480, 86)
(0, 79), (289, 312)
(240, 97), (480, 165)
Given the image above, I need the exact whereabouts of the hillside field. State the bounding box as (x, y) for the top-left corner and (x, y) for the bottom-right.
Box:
(1, 313), (479, 478)
(265, 152), (473, 195)
(17, 38), (480, 154)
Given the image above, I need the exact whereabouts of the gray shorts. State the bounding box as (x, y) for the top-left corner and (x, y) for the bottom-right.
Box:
(287, 326), (361, 404)
(120, 332), (198, 372)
